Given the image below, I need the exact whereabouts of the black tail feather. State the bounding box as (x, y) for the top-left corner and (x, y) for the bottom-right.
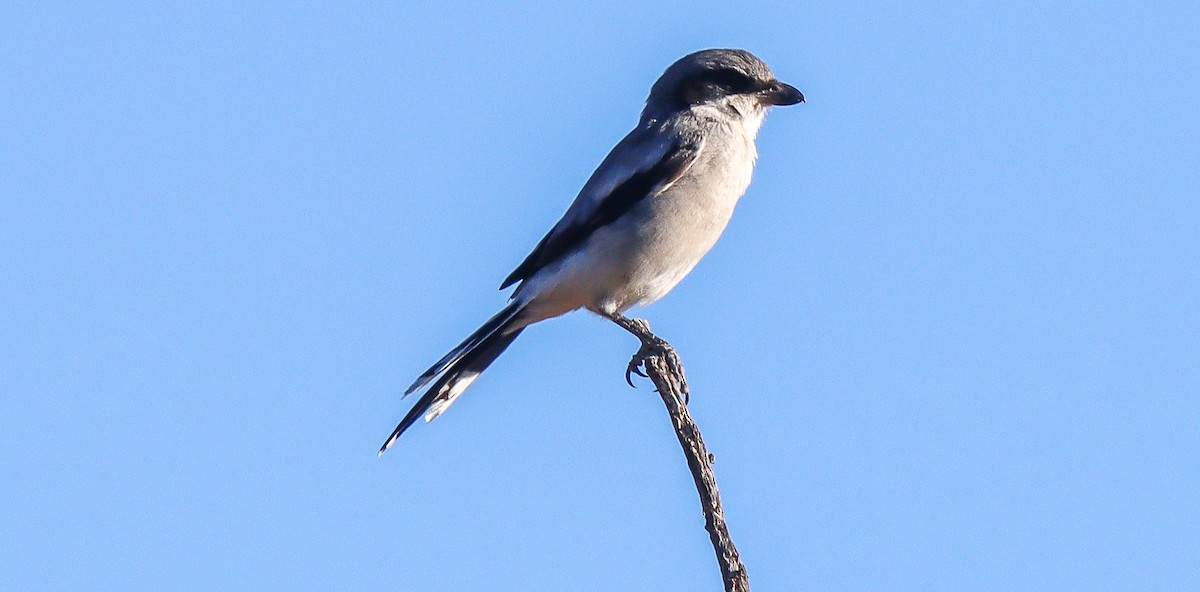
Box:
(404, 300), (523, 396)
(380, 325), (524, 455)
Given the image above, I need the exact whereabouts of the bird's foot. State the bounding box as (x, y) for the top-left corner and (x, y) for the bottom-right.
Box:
(609, 315), (689, 403)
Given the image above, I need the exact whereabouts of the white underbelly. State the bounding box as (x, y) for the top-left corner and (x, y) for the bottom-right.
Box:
(518, 192), (740, 322)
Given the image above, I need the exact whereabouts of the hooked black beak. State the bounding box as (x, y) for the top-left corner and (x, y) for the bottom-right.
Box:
(764, 81), (805, 106)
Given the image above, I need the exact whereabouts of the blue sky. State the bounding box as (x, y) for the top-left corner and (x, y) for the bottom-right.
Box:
(2, 2), (1197, 590)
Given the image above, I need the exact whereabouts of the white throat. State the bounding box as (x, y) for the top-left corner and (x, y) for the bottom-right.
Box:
(725, 96), (768, 140)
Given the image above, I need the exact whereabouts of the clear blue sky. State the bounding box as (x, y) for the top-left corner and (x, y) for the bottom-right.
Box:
(3, 2), (1197, 590)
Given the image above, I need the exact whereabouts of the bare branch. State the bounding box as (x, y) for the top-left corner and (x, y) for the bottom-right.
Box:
(606, 313), (750, 592)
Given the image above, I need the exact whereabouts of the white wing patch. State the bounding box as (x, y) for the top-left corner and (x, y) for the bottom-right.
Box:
(424, 372), (480, 422)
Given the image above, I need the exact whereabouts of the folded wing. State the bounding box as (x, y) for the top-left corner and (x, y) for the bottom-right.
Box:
(500, 123), (703, 290)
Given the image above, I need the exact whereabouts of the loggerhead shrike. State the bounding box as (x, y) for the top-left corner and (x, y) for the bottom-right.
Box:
(380, 48), (803, 454)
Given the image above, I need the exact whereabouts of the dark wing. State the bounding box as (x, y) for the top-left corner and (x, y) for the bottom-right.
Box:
(500, 125), (702, 289)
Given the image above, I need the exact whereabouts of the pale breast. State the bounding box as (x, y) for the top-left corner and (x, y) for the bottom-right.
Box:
(613, 123), (759, 308)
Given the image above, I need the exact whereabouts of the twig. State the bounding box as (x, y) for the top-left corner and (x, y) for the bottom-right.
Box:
(606, 313), (750, 592)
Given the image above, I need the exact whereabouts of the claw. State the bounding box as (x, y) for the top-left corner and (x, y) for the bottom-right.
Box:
(625, 354), (643, 387)
(624, 349), (651, 387)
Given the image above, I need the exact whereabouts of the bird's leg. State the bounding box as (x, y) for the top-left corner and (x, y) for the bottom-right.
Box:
(603, 312), (689, 401)
(608, 314), (656, 386)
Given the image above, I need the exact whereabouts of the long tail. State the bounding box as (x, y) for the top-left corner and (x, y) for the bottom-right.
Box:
(404, 301), (524, 395)
(379, 302), (526, 455)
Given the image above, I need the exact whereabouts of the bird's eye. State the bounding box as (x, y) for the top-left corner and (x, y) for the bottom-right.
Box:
(706, 69), (757, 94)
(671, 68), (760, 106)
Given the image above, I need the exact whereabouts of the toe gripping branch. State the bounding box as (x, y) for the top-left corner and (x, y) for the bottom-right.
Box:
(606, 313), (690, 403)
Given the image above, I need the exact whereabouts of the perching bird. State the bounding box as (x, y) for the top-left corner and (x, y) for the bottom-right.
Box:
(380, 49), (804, 454)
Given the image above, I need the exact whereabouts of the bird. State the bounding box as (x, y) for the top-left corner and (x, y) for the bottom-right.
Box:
(380, 48), (804, 455)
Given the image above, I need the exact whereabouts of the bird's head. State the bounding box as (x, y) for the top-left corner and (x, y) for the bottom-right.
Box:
(645, 49), (804, 121)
